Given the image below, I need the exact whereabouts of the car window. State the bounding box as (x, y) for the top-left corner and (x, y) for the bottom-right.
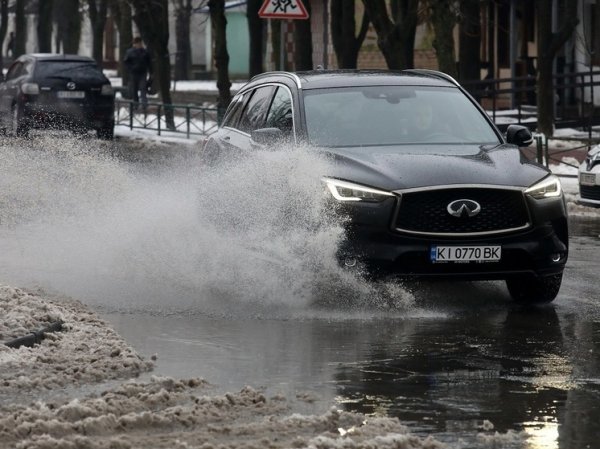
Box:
(221, 92), (248, 129)
(303, 86), (500, 147)
(265, 86), (293, 137)
(34, 61), (106, 82)
(237, 86), (276, 133)
(6, 62), (23, 80)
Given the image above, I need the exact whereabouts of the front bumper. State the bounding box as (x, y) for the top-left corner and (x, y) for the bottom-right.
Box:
(336, 194), (568, 280)
(578, 161), (600, 206)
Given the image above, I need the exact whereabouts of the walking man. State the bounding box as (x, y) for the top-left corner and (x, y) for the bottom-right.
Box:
(123, 36), (153, 111)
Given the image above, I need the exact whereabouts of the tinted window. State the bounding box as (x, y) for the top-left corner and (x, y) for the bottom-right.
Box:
(238, 86), (276, 133)
(222, 92), (248, 128)
(303, 86), (500, 147)
(34, 61), (106, 82)
(265, 87), (293, 136)
(6, 62), (24, 80)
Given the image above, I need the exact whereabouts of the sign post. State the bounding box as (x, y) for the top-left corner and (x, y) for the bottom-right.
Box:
(258, 0), (310, 71)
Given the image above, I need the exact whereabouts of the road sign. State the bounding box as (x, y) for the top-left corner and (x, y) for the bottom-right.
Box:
(258, 0), (309, 20)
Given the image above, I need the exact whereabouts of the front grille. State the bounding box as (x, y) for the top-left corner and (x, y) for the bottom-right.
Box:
(580, 185), (600, 201)
(395, 187), (529, 235)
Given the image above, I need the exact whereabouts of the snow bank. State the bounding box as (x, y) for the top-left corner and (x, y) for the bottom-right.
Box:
(0, 285), (153, 392)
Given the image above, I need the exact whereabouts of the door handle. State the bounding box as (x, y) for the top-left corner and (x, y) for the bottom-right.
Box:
(223, 136), (231, 141)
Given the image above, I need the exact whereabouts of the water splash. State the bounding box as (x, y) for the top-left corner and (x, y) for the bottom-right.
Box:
(0, 135), (414, 317)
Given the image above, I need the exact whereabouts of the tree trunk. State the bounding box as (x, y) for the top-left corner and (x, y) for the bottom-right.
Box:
(0, 0), (9, 69)
(536, 0), (578, 136)
(429, 0), (457, 78)
(458, 0), (481, 85)
(362, 0), (417, 70)
(88, 0), (108, 66)
(271, 19), (281, 70)
(37, 0), (54, 53)
(111, 0), (132, 86)
(294, 0), (312, 70)
(209, 0), (231, 123)
(174, 0), (192, 80)
(55, 0), (82, 54)
(15, 0), (26, 57)
(130, 0), (175, 129)
(331, 0), (369, 69)
(247, 0), (263, 77)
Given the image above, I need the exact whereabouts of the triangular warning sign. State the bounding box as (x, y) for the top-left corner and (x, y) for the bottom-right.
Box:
(258, 0), (309, 19)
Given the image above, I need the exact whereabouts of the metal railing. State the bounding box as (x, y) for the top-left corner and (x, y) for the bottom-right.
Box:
(114, 99), (218, 138)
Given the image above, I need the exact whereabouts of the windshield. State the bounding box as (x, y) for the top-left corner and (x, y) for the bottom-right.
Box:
(303, 85), (500, 147)
(35, 61), (106, 82)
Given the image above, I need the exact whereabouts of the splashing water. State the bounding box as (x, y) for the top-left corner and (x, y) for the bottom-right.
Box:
(0, 135), (414, 317)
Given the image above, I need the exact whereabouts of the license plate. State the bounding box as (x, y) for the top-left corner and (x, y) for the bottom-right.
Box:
(431, 245), (501, 263)
(57, 91), (85, 99)
(580, 173), (597, 186)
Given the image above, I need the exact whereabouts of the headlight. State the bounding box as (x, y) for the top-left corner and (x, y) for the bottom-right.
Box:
(21, 83), (39, 95)
(525, 175), (562, 199)
(101, 84), (114, 96)
(322, 177), (395, 202)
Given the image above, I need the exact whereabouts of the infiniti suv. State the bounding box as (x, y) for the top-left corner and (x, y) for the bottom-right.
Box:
(204, 70), (569, 304)
(0, 54), (115, 139)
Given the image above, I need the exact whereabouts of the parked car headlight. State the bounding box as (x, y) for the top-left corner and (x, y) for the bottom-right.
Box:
(322, 177), (395, 202)
(525, 175), (562, 199)
(101, 84), (114, 96)
(21, 83), (39, 95)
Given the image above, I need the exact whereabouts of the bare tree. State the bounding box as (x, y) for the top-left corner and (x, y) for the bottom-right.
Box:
(0, 0), (9, 68)
(15, 0), (26, 57)
(38, 0), (54, 53)
(88, 0), (109, 65)
(294, 0), (312, 70)
(331, 0), (370, 69)
(110, 0), (133, 87)
(129, 0), (176, 129)
(173, 0), (192, 80)
(458, 0), (481, 85)
(208, 0), (231, 123)
(55, 0), (82, 54)
(247, 0), (263, 77)
(536, 0), (578, 136)
(361, 0), (418, 70)
(427, 0), (458, 78)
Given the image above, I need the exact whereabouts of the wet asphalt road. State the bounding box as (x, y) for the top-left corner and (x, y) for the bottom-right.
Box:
(102, 217), (600, 449)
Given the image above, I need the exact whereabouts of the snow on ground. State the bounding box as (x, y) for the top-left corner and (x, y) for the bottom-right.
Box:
(0, 287), (459, 449)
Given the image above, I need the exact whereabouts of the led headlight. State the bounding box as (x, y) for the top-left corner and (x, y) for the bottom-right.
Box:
(525, 175), (562, 199)
(322, 177), (395, 202)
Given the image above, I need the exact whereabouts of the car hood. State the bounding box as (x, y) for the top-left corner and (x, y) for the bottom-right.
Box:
(320, 144), (550, 191)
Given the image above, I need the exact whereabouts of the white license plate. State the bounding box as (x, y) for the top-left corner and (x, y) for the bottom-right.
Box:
(431, 245), (501, 263)
(57, 91), (85, 99)
(580, 173), (597, 186)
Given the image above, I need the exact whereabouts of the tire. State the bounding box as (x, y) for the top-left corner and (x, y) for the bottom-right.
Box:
(506, 273), (563, 304)
(11, 104), (29, 138)
(97, 122), (114, 140)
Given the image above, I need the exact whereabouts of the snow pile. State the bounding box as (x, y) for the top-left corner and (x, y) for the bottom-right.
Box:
(0, 375), (446, 449)
(0, 285), (153, 392)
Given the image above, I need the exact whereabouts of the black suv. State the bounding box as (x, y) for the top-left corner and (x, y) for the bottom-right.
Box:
(0, 54), (115, 139)
(204, 70), (569, 304)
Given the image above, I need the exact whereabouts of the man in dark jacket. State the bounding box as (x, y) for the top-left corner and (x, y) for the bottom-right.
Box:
(123, 36), (153, 110)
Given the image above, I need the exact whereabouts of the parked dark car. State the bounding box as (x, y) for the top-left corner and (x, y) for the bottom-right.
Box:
(204, 70), (569, 304)
(578, 144), (600, 206)
(0, 54), (115, 139)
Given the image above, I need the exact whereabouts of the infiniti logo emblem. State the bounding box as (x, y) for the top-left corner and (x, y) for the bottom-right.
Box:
(447, 199), (481, 218)
(66, 81), (76, 90)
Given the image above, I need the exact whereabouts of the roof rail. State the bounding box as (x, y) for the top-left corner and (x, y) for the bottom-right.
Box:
(248, 71), (302, 89)
(401, 69), (460, 87)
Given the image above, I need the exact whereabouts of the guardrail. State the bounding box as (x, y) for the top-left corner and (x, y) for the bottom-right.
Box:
(115, 99), (219, 138)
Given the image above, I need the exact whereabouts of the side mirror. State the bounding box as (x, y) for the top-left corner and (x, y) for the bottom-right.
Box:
(506, 125), (533, 147)
(251, 127), (284, 145)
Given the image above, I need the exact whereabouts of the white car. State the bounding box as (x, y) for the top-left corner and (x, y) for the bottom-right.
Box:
(579, 145), (600, 206)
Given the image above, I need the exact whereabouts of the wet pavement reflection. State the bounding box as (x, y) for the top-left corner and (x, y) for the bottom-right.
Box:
(103, 216), (600, 449)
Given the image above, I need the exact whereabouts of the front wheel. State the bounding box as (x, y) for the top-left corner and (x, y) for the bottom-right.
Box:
(506, 273), (563, 304)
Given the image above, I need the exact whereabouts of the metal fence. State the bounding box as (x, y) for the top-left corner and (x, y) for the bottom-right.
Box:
(115, 99), (218, 138)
